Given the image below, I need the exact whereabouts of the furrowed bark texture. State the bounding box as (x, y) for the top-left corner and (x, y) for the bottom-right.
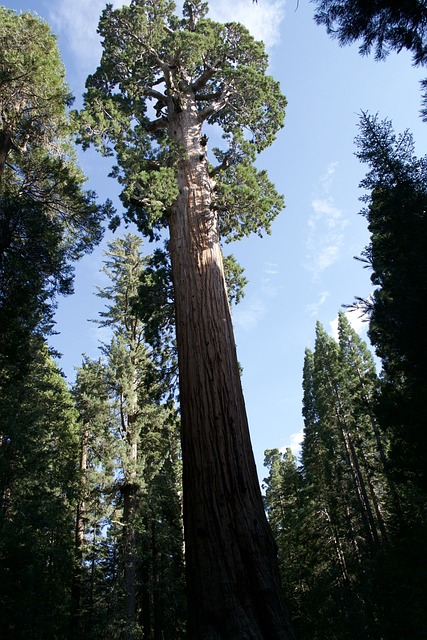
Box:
(167, 93), (294, 640)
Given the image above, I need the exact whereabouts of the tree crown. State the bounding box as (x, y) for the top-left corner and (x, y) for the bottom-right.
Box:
(78, 0), (286, 241)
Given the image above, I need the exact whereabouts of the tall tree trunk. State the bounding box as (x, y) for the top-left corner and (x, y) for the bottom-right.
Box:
(123, 482), (137, 638)
(122, 410), (138, 640)
(70, 435), (88, 637)
(0, 132), (12, 190)
(168, 93), (293, 640)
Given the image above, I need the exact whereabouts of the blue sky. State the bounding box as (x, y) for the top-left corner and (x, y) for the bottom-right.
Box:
(10, 0), (427, 479)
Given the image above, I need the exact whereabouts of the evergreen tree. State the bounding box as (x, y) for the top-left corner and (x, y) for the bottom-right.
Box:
(0, 7), (109, 378)
(78, 1), (291, 637)
(265, 318), (393, 639)
(354, 113), (427, 496)
(263, 448), (306, 631)
(71, 357), (116, 639)
(0, 344), (80, 640)
(72, 234), (185, 640)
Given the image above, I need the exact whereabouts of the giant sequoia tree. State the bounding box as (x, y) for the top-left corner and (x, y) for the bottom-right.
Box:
(79, 1), (292, 637)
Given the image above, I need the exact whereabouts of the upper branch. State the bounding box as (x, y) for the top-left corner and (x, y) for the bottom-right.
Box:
(146, 116), (168, 132)
(191, 59), (224, 93)
(209, 155), (230, 178)
(198, 85), (232, 121)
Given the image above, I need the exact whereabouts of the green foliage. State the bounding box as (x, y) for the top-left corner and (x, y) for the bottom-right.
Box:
(0, 8), (111, 377)
(215, 158), (284, 242)
(0, 7), (72, 156)
(311, 0), (427, 65)
(266, 316), (400, 639)
(71, 235), (185, 639)
(354, 113), (427, 492)
(77, 0), (286, 240)
(0, 343), (80, 640)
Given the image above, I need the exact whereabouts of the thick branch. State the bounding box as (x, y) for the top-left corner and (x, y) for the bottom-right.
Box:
(195, 90), (222, 102)
(129, 196), (164, 208)
(145, 116), (168, 132)
(144, 88), (167, 103)
(209, 155), (230, 178)
(198, 87), (232, 121)
(191, 59), (224, 92)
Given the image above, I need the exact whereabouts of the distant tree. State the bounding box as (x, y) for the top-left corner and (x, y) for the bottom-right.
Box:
(71, 357), (116, 639)
(265, 317), (392, 639)
(71, 235), (185, 640)
(263, 448), (306, 631)
(78, 1), (292, 637)
(96, 234), (185, 640)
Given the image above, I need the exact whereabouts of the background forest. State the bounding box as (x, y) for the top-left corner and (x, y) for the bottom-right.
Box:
(1, 1), (427, 639)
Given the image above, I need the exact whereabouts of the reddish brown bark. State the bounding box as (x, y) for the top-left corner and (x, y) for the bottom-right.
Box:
(167, 92), (294, 639)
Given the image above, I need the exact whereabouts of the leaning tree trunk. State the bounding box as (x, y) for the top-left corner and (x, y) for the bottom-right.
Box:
(167, 92), (294, 640)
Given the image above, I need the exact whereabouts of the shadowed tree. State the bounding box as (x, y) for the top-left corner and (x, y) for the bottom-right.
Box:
(354, 113), (427, 495)
(309, 0), (427, 117)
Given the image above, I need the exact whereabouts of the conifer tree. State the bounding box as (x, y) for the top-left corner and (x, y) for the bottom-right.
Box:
(71, 357), (116, 639)
(72, 234), (185, 640)
(0, 344), (80, 640)
(354, 113), (427, 495)
(266, 318), (391, 638)
(0, 7), (109, 379)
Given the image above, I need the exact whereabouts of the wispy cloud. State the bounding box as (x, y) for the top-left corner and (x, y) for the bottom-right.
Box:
(208, 0), (286, 48)
(306, 163), (348, 279)
(49, 1), (108, 81)
(306, 290), (330, 316)
(233, 261), (280, 331)
(50, 0), (284, 84)
(233, 297), (267, 330)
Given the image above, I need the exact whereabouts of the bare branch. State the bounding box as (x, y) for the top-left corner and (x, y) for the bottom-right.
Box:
(195, 90), (222, 102)
(129, 195), (165, 208)
(144, 88), (167, 102)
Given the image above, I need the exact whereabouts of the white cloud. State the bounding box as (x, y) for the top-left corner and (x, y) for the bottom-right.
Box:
(233, 296), (267, 330)
(280, 429), (304, 457)
(319, 161), (338, 192)
(50, 0), (285, 83)
(306, 163), (348, 279)
(329, 304), (367, 341)
(49, 0), (126, 81)
(49, 1), (102, 75)
(208, 0), (286, 48)
(264, 261), (279, 275)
